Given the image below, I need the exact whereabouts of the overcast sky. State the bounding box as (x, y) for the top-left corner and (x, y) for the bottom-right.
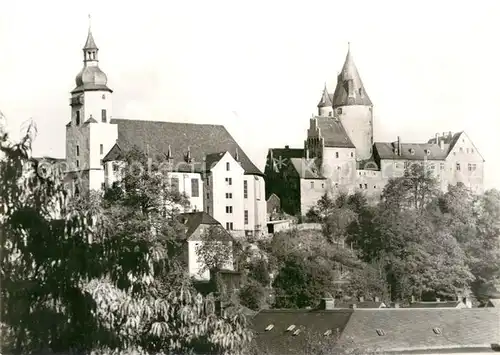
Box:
(1, 0), (499, 190)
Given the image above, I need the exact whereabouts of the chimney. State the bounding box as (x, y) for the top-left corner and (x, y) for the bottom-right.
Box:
(411, 295), (415, 303)
(397, 136), (402, 156)
(305, 148), (310, 160)
(285, 145), (290, 150)
(374, 296), (380, 302)
(350, 303), (357, 309)
(439, 138), (445, 150)
(448, 131), (452, 138)
(319, 298), (335, 310)
(436, 297), (441, 303)
(435, 133), (439, 145)
(359, 296), (364, 303)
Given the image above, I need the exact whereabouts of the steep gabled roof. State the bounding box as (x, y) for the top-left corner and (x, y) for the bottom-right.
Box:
(332, 46), (372, 108)
(337, 308), (500, 353)
(315, 117), (355, 148)
(250, 309), (353, 355)
(103, 119), (263, 176)
(178, 212), (232, 241)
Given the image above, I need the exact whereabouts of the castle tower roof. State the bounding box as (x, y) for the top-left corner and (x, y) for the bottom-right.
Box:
(317, 83), (333, 108)
(332, 43), (372, 108)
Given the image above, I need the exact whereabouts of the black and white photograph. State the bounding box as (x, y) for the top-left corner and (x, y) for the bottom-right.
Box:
(1, 1), (499, 354)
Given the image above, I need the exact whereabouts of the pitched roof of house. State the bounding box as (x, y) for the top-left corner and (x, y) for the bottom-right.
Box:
(178, 211), (232, 242)
(408, 301), (464, 308)
(314, 117), (355, 148)
(374, 141), (449, 161)
(250, 309), (353, 355)
(267, 147), (304, 161)
(102, 119), (263, 176)
(337, 308), (500, 353)
(289, 158), (325, 179)
(204, 151), (243, 172)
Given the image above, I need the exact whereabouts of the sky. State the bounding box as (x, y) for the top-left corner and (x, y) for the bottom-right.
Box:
(1, 0), (499, 190)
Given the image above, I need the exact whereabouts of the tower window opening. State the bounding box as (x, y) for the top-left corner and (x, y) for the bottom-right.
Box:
(76, 111), (81, 125)
(87, 51), (91, 60)
(101, 109), (107, 123)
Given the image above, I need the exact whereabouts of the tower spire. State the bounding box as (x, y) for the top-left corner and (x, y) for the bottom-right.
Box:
(331, 43), (372, 108)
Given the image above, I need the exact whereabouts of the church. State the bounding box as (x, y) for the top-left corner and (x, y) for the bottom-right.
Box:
(265, 46), (485, 217)
(58, 25), (267, 238)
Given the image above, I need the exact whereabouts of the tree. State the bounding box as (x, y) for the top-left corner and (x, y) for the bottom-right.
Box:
(381, 163), (440, 211)
(247, 258), (271, 288)
(0, 123), (252, 354)
(195, 225), (234, 274)
(239, 280), (266, 311)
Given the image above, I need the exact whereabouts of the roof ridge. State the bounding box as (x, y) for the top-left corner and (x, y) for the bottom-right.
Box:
(110, 118), (225, 127)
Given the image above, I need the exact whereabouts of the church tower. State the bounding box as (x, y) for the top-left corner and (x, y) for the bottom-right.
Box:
(331, 44), (373, 161)
(66, 18), (118, 192)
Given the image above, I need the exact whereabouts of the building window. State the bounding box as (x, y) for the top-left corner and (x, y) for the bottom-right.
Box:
(226, 222), (233, 231)
(102, 94), (106, 100)
(456, 163), (461, 171)
(100, 144), (103, 155)
(359, 184), (363, 189)
(243, 180), (248, 198)
(364, 183), (368, 189)
(226, 206), (233, 214)
(191, 178), (199, 197)
(244, 210), (249, 225)
(225, 177), (232, 186)
(460, 147), (463, 153)
(206, 192), (210, 199)
(468, 163), (477, 171)
(76, 145), (80, 156)
(206, 176), (210, 186)
(226, 162), (230, 171)
(226, 193), (233, 199)
(207, 206), (210, 214)
(113, 163), (119, 172)
(351, 152), (354, 158)
(101, 109), (107, 123)
(171, 177), (180, 193)
(310, 181), (314, 189)
(321, 183), (325, 188)
(440, 163), (445, 170)
(75, 111), (81, 125)
(335, 152), (339, 158)
(76, 160), (80, 168)
(101, 183), (106, 190)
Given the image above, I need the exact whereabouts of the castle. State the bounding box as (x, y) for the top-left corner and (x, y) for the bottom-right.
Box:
(265, 46), (485, 216)
(60, 25), (267, 239)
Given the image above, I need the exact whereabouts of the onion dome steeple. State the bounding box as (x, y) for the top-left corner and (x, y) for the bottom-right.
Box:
(72, 15), (112, 94)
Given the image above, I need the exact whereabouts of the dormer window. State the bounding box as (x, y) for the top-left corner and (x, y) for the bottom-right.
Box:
(409, 148), (415, 155)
